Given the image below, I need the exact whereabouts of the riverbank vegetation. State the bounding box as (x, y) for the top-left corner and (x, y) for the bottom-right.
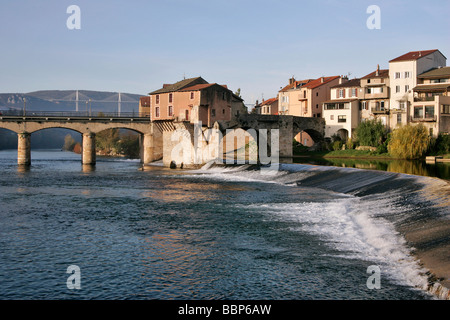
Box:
(295, 120), (450, 160)
(63, 129), (140, 159)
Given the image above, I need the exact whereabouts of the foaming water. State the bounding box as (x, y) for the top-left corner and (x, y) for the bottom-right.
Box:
(189, 162), (450, 299)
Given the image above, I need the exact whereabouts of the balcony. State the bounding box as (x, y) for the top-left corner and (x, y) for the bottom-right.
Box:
(371, 107), (388, 114)
(410, 115), (437, 122)
(414, 96), (437, 102)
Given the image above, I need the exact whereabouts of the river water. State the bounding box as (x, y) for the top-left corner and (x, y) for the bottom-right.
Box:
(0, 150), (448, 300)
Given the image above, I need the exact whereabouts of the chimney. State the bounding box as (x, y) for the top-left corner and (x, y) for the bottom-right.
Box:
(376, 64), (380, 76)
(289, 76), (295, 85)
(321, 77), (324, 83)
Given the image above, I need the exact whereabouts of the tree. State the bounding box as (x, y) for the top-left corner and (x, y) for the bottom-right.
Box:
(355, 119), (387, 147)
(63, 134), (76, 151)
(234, 88), (241, 98)
(388, 124), (430, 159)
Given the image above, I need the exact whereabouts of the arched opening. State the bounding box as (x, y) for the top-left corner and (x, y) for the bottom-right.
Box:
(336, 128), (349, 141)
(29, 127), (83, 162)
(0, 128), (18, 150)
(94, 128), (143, 160)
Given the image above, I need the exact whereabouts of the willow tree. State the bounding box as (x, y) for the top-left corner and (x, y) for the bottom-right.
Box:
(388, 124), (430, 159)
(355, 119), (387, 147)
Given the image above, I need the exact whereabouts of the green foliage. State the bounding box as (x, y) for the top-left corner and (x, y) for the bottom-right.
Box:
(332, 140), (343, 151)
(117, 134), (140, 159)
(293, 139), (309, 154)
(388, 124), (430, 159)
(346, 138), (354, 150)
(428, 134), (450, 156)
(96, 128), (120, 153)
(355, 119), (387, 147)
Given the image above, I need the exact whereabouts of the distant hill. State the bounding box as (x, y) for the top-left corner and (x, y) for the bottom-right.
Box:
(0, 90), (144, 114)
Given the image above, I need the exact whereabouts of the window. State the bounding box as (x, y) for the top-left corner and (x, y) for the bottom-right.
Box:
(190, 92), (194, 99)
(155, 95), (160, 104)
(380, 101), (385, 110)
(155, 106), (160, 118)
(414, 106), (423, 118)
(339, 89), (344, 98)
(425, 106), (434, 118)
(317, 113), (321, 118)
(316, 92), (319, 97)
(404, 71), (410, 78)
(397, 113), (402, 124)
(338, 115), (347, 123)
(211, 109), (216, 117)
(169, 93), (173, 103)
(399, 101), (406, 109)
(168, 106), (173, 117)
(395, 72), (401, 79)
(442, 105), (450, 114)
(316, 104), (319, 109)
(396, 86), (400, 93)
(222, 109), (225, 114)
(361, 101), (366, 110)
(303, 91), (306, 99)
(405, 85), (409, 92)
(351, 88), (357, 97)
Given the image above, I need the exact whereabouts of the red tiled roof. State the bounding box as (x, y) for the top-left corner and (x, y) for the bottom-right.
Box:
(361, 69), (389, 79)
(279, 79), (313, 92)
(260, 97), (278, 106)
(389, 50), (440, 63)
(303, 76), (340, 89)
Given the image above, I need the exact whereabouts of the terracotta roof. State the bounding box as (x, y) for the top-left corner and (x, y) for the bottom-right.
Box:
(389, 50), (441, 63)
(331, 78), (361, 89)
(149, 77), (208, 94)
(417, 66), (450, 79)
(279, 79), (313, 92)
(303, 76), (340, 89)
(361, 69), (389, 79)
(260, 97), (278, 106)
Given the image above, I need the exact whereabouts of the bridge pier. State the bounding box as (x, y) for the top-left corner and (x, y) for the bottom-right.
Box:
(141, 133), (154, 165)
(82, 133), (96, 165)
(18, 132), (31, 166)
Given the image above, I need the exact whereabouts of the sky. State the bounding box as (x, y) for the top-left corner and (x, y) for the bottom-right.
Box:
(0, 0), (449, 105)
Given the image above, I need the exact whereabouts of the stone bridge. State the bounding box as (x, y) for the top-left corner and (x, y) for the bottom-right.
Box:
(162, 114), (325, 168)
(0, 112), (324, 168)
(0, 113), (162, 166)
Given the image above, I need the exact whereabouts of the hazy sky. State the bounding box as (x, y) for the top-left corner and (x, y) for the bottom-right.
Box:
(0, 0), (449, 105)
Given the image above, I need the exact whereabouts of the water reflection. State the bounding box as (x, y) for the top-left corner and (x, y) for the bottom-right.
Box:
(17, 165), (31, 173)
(293, 157), (450, 180)
(82, 164), (96, 173)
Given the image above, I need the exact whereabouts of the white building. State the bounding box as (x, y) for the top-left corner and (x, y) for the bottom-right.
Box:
(388, 50), (447, 127)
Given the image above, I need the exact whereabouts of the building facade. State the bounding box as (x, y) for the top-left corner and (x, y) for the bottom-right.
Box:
(411, 66), (450, 136)
(388, 50), (447, 128)
(360, 66), (390, 127)
(322, 78), (361, 140)
(142, 77), (245, 127)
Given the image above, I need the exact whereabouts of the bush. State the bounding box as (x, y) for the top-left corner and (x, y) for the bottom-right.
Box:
(428, 134), (450, 155)
(346, 138), (354, 150)
(388, 124), (430, 159)
(355, 119), (387, 147)
(332, 140), (343, 151)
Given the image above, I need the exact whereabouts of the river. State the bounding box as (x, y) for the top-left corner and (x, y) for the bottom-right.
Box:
(0, 149), (448, 300)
